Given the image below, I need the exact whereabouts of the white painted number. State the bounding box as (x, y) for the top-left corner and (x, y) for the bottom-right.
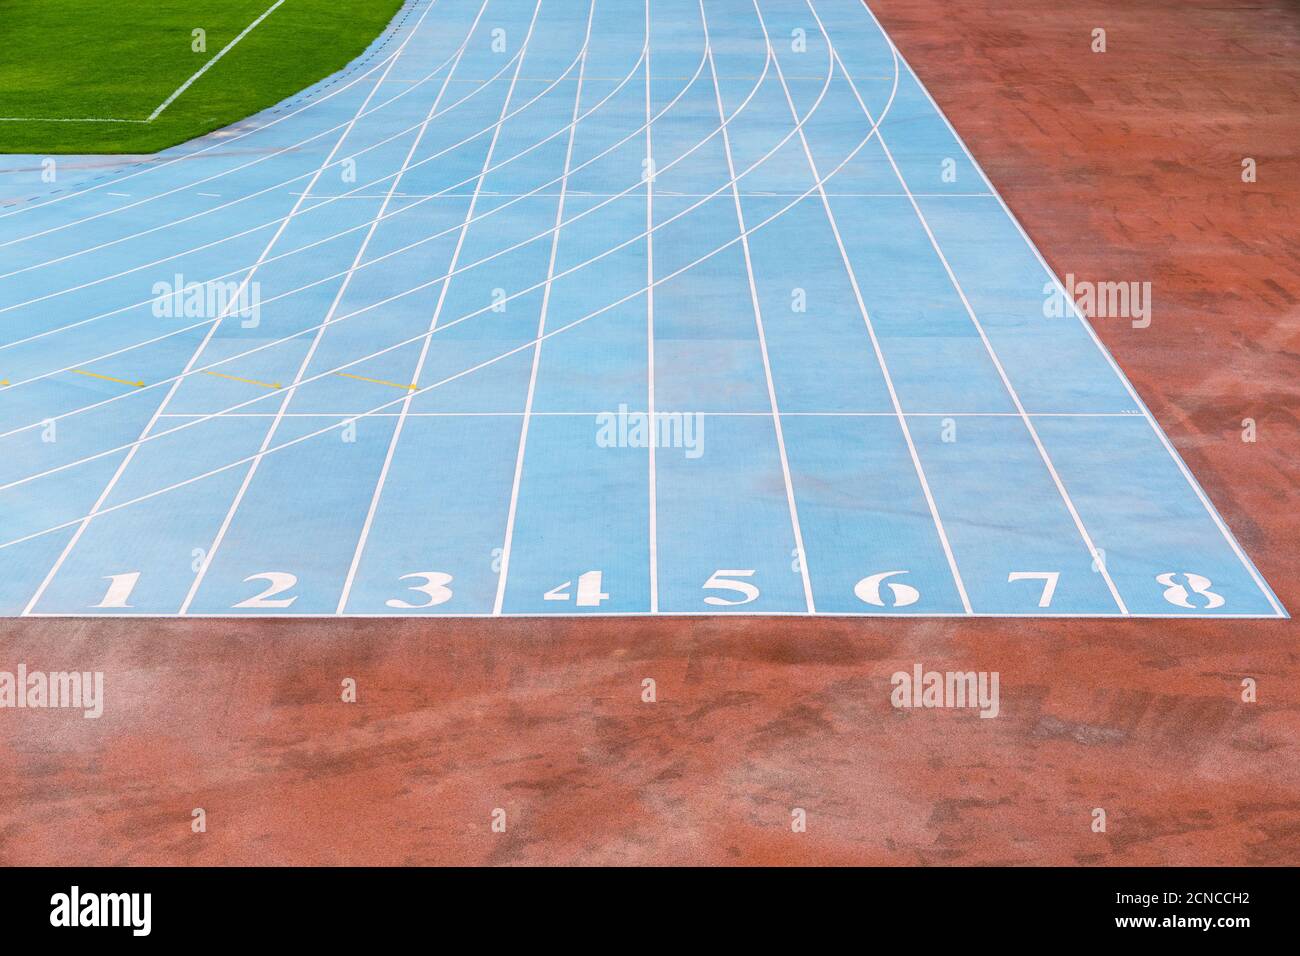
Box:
(544, 571), (609, 607)
(1157, 572), (1225, 610)
(1008, 571), (1060, 608)
(703, 569), (759, 606)
(386, 572), (454, 610)
(854, 571), (919, 608)
(93, 571), (141, 609)
(576, 570), (609, 606)
(233, 572), (298, 609)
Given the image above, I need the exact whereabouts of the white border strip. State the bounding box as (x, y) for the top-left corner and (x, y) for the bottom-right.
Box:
(16, 610), (1285, 620)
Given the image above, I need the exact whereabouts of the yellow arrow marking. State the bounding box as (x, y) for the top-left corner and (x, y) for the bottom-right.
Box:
(203, 370), (281, 389)
(72, 369), (144, 388)
(336, 372), (417, 391)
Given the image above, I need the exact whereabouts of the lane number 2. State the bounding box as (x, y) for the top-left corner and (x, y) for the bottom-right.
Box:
(233, 572), (298, 609)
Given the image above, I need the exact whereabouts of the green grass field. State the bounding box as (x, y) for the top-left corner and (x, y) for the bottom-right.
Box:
(0, 0), (405, 154)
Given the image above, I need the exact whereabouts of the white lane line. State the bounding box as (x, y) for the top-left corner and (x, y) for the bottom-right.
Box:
(756, 0), (971, 613)
(149, 0), (287, 122)
(703, 6), (814, 613)
(823, 33), (1127, 615)
(335, 0), (550, 615)
(17, 0), (447, 617)
(490, 2), (599, 618)
(184, 0), (506, 617)
(850, 3), (1286, 619)
(645, 0), (659, 613)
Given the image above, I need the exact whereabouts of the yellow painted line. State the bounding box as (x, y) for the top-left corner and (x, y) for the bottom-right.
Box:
(336, 372), (417, 391)
(203, 370), (281, 390)
(72, 369), (144, 388)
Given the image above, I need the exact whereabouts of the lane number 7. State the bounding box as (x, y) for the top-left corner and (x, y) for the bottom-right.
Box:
(1007, 571), (1060, 608)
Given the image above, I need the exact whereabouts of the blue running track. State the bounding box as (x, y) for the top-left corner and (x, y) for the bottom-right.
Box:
(0, 0), (1286, 618)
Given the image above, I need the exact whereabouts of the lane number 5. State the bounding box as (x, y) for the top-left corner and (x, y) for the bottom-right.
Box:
(703, 569), (759, 606)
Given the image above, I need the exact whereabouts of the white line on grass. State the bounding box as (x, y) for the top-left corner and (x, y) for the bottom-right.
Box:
(0, 1), (286, 126)
(0, 117), (147, 123)
(148, 0), (287, 121)
(0, 3), (512, 253)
